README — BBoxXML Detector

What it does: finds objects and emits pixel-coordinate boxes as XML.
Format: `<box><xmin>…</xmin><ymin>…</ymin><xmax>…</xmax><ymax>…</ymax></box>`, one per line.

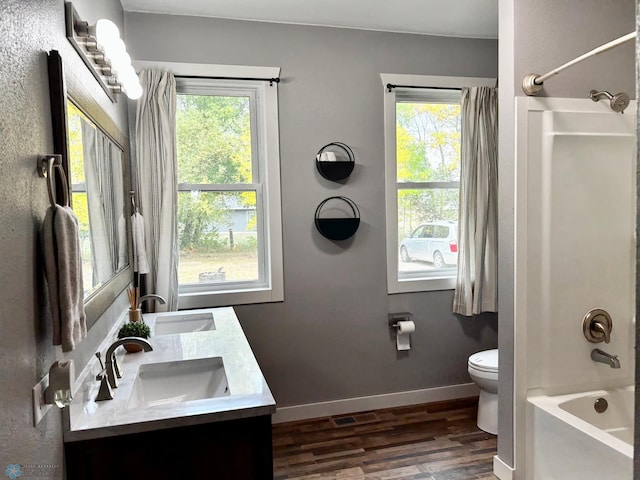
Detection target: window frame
<box><xmin>135</xmin><ymin>61</ymin><xmax>283</xmax><ymax>308</ymax></box>
<box><xmin>382</xmin><ymin>74</ymin><xmax>495</xmax><ymax>294</ymax></box>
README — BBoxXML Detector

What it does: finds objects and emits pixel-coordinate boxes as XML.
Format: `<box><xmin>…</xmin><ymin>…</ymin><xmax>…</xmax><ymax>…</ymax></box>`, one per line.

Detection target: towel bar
<box><xmin>38</xmin><ymin>154</ymin><xmax>69</xmax><ymax>208</ymax></box>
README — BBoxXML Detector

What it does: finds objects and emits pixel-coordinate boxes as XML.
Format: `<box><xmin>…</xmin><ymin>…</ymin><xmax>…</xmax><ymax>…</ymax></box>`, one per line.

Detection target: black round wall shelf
<box><xmin>315</xmin><ymin>142</ymin><xmax>355</xmax><ymax>181</ymax></box>
<box><xmin>314</xmin><ymin>196</ymin><xmax>360</xmax><ymax>241</ymax></box>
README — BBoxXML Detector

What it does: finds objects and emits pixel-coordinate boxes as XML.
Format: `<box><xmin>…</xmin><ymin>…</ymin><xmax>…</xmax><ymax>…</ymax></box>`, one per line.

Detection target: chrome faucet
<box><xmin>137</xmin><ymin>294</ymin><xmax>167</xmax><ymax>310</ymax></box>
<box><xmin>104</xmin><ymin>337</ymin><xmax>153</xmax><ymax>389</ymax></box>
<box><xmin>591</xmin><ymin>348</ymin><xmax>620</xmax><ymax>369</ymax></box>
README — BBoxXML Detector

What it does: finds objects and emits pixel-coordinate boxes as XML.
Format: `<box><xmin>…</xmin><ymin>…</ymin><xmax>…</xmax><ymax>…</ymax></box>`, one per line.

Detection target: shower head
<box><xmin>589</xmin><ymin>90</ymin><xmax>630</xmax><ymax>113</ymax></box>
<box><xmin>610</xmin><ymin>92</ymin><xmax>631</xmax><ymax>113</ymax></box>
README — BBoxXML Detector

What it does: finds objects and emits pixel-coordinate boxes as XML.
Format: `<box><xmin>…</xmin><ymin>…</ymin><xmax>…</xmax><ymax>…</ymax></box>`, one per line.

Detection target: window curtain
<box><xmin>135</xmin><ymin>69</ymin><xmax>178</xmax><ymax>311</ymax></box>
<box><xmin>82</xmin><ymin>120</ymin><xmax>115</xmax><ymax>286</ymax></box>
<box><xmin>109</xmin><ymin>143</ymin><xmax>128</xmax><ymax>272</ymax></box>
<box><xmin>453</xmin><ymin>86</ymin><xmax>498</xmax><ymax>316</ymax></box>
<box><xmin>96</xmin><ymin>129</ymin><xmax>125</xmax><ymax>273</ymax></box>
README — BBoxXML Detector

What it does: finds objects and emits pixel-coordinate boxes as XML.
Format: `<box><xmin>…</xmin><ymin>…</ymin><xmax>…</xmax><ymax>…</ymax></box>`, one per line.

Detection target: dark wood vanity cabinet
<box><xmin>65</xmin><ymin>414</ymin><xmax>273</xmax><ymax>479</ymax></box>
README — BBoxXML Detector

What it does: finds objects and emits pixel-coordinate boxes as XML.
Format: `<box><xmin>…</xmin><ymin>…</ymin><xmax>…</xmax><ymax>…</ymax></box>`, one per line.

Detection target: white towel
<box><xmin>42</xmin><ymin>205</ymin><xmax>87</xmax><ymax>352</ymax></box>
<box><xmin>131</xmin><ymin>212</ymin><xmax>150</xmax><ymax>274</ymax></box>
<box><xmin>117</xmin><ymin>214</ymin><xmax>128</xmax><ymax>270</ymax></box>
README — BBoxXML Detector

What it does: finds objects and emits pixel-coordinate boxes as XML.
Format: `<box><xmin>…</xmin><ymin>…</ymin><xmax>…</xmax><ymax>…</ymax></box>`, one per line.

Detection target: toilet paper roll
<box><xmin>396</xmin><ymin>320</ymin><xmax>415</xmax><ymax>351</ymax></box>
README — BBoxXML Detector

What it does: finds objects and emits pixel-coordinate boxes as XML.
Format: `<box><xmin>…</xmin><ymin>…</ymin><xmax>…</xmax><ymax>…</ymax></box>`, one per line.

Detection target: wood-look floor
<box><xmin>272</xmin><ymin>397</ymin><xmax>497</xmax><ymax>480</ymax></box>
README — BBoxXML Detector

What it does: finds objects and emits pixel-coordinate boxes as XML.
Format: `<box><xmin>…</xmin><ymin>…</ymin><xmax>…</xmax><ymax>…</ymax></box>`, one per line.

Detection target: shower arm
<box><xmin>589</xmin><ymin>90</ymin><xmax>614</xmax><ymax>102</ymax></box>
<box><xmin>522</xmin><ymin>32</ymin><xmax>635</xmax><ymax>96</ymax></box>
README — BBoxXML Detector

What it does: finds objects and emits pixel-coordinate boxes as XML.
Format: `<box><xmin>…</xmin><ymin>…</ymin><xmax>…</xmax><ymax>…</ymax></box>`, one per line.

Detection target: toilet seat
<box><xmin>468</xmin><ymin>349</ymin><xmax>498</xmax><ymax>374</ymax></box>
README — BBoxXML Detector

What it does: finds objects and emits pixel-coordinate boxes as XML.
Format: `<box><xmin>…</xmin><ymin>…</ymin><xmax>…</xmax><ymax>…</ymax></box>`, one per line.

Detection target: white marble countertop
<box><xmin>63</xmin><ymin>307</ymin><xmax>275</xmax><ymax>442</ymax></box>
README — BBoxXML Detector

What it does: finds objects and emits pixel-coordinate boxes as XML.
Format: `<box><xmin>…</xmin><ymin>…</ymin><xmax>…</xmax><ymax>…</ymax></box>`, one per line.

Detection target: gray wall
<box><xmin>0</xmin><ymin>0</ymin><xmax>129</xmax><ymax>476</ymax></box>
<box><xmin>498</xmin><ymin>0</ymin><xmax>635</xmax><ymax>471</ymax></box>
<box><xmin>125</xmin><ymin>13</ymin><xmax>499</xmax><ymax>408</ymax></box>
<box><xmin>514</xmin><ymin>0</ymin><xmax>635</xmax><ymax>98</ymax></box>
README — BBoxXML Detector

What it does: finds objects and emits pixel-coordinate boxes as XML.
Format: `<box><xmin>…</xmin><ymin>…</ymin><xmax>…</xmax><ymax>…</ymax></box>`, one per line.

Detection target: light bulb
<box><xmin>102</xmin><ymin>38</ymin><xmax>126</xmax><ymax>67</ymax></box>
<box><xmin>110</xmin><ymin>51</ymin><xmax>131</xmax><ymax>79</ymax></box>
<box><xmin>94</xmin><ymin>19</ymin><xmax>120</xmax><ymax>51</ymax></box>
<box><xmin>118</xmin><ymin>64</ymin><xmax>142</xmax><ymax>100</ymax></box>
<box><xmin>125</xmin><ymin>82</ymin><xmax>143</xmax><ymax>100</ymax></box>
<box><xmin>119</xmin><ymin>65</ymin><xmax>138</xmax><ymax>85</ymax></box>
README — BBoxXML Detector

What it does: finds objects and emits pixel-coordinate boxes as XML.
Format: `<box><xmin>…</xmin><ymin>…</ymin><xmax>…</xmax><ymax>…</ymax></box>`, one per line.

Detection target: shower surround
<box><xmin>514</xmin><ymin>96</ymin><xmax>636</xmax><ymax>478</ymax></box>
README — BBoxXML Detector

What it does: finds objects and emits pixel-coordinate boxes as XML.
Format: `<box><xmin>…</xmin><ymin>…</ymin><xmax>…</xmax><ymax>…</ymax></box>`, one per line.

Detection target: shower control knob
<box><xmin>582</xmin><ymin>308</ymin><xmax>613</xmax><ymax>344</ymax></box>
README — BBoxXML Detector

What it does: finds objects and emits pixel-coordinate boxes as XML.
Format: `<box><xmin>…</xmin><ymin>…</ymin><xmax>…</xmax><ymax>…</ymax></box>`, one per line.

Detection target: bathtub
<box><xmin>527</xmin><ymin>386</ymin><xmax>633</xmax><ymax>480</ymax></box>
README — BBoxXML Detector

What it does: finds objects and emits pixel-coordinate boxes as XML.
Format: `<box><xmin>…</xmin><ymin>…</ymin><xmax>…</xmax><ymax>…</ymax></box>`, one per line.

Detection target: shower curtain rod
<box><xmin>522</xmin><ymin>31</ymin><xmax>635</xmax><ymax>96</ymax></box>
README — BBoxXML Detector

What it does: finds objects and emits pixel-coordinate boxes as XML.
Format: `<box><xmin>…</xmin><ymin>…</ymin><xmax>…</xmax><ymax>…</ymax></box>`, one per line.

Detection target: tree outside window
<box><xmin>396</xmin><ymin>99</ymin><xmax>461</xmax><ymax>277</ymax></box>
<box><xmin>176</xmin><ymin>93</ymin><xmax>260</xmax><ymax>285</ymax></box>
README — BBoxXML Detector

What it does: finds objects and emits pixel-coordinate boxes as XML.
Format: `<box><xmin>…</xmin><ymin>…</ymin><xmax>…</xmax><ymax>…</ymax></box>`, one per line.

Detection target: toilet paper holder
<box><xmin>388</xmin><ymin>312</ymin><xmax>413</xmax><ymax>328</ymax></box>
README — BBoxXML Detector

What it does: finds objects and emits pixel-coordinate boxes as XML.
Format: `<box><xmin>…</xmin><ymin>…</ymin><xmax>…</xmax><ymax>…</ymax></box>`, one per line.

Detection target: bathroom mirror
<box><xmin>48</xmin><ymin>50</ymin><xmax>132</xmax><ymax>330</ymax></box>
<box><xmin>67</xmin><ymin>100</ymin><xmax>127</xmax><ymax>295</ymax></box>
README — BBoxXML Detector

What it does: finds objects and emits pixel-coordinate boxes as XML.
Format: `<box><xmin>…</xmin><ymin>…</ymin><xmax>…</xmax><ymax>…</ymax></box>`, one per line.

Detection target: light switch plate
<box><xmin>32</xmin><ymin>374</ymin><xmax>52</xmax><ymax>427</ymax></box>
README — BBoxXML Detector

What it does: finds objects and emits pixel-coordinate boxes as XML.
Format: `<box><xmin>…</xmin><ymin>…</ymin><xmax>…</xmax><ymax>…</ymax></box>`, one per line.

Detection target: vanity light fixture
<box><xmin>65</xmin><ymin>2</ymin><xmax>142</xmax><ymax>102</ymax></box>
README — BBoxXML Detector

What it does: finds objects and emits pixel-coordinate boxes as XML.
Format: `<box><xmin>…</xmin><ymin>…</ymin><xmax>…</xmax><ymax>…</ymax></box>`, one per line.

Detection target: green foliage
<box><xmin>234</xmin><ymin>233</ymin><xmax>257</xmax><ymax>252</ymax></box>
<box><xmin>176</xmin><ymin>94</ymin><xmax>257</xmax><ymax>253</ymax></box>
<box><xmin>67</xmin><ymin>103</ymin><xmax>90</xmax><ymax>236</ymax></box>
<box><xmin>177</xmin><ymin>191</ymin><xmax>226</xmax><ymax>251</ymax></box>
<box><xmin>396</xmin><ymin>102</ymin><xmax>460</xmax><ymax>238</ymax></box>
<box><xmin>176</xmin><ymin>94</ymin><xmax>252</xmax><ymax>184</ymax></box>
<box><xmin>118</xmin><ymin>321</ymin><xmax>151</xmax><ymax>339</ymax></box>
<box><xmin>396</xmin><ymin>102</ymin><xmax>460</xmax><ymax>182</ymax></box>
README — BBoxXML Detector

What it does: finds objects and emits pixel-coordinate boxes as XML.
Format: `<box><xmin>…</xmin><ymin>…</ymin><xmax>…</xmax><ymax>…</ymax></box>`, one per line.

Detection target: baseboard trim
<box><xmin>272</xmin><ymin>383</ymin><xmax>479</xmax><ymax>424</ymax></box>
<box><xmin>493</xmin><ymin>455</ymin><xmax>515</xmax><ymax>480</ymax></box>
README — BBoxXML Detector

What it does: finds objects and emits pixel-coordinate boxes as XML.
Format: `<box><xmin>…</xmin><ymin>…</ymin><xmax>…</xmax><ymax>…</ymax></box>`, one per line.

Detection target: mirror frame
<box><xmin>47</xmin><ymin>49</ymin><xmax>133</xmax><ymax>330</ymax></box>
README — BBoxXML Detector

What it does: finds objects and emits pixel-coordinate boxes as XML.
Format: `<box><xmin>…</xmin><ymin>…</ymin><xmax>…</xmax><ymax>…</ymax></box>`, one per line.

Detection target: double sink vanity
<box><xmin>64</xmin><ymin>307</ymin><xmax>275</xmax><ymax>479</ymax></box>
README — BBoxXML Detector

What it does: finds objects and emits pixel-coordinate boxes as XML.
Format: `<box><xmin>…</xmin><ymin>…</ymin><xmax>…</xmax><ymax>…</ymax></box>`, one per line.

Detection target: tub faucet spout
<box><xmin>591</xmin><ymin>348</ymin><xmax>620</xmax><ymax>368</ymax></box>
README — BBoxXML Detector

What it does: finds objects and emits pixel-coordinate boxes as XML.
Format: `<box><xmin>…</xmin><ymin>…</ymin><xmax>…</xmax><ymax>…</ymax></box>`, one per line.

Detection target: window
<box><xmin>67</xmin><ymin>101</ymin><xmax>93</xmax><ymax>294</ymax></box>
<box><xmin>382</xmin><ymin>74</ymin><xmax>493</xmax><ymax>293</ymax></box>
<box><xmin>175</xmin><ymin>73</ymin><xmax>283</xmax><ymax>308</ymax></box>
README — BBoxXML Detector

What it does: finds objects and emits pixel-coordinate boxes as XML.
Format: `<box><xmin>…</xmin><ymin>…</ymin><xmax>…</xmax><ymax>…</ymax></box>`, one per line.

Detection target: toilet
<box><xmin>467</xmin><ymin>349</ymin><xmax>498</xmax><ymax>435</ymax></box>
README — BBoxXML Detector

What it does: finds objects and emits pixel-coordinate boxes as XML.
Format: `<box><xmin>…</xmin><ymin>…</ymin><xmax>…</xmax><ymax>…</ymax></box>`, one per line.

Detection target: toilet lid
<box><xmin>468</xmin><ymin>349</ymin><xmax>498</xmax><ymax>373</ymax></box>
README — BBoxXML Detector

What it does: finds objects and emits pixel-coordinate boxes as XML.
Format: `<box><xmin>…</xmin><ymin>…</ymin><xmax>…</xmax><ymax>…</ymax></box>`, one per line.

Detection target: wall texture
<box><xmin>498</xmin><ymin>0</ymin><xmax>636</xmax><ymax>473</ymax></box>
<box><xmin>125</xmin><ymin>13</ymin><xmax>499</xmax><ymax>408</ymax></box>
<box><xmin>0</xmin><ymin>1</ymin><xmax>129</xmax><ymax>476</ymax></box>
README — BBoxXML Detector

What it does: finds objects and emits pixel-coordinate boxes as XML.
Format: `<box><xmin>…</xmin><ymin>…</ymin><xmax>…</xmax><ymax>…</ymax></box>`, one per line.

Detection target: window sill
<box><xmin>178</xmin><ymin>287</ymin><xmax>284</xmax><ymax>309</ymax></box>
<box><xmin>388</xmin><ymin>276</ymin><xmax>456</xmax><ymax>294</ymax></box>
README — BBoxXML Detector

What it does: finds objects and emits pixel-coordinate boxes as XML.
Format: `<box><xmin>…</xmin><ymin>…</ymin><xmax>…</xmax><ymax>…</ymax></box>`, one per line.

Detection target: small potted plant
<box><xmin>119</xmin><ymin>287</ymin><xmax>150</xmax><ymax>353</ymax></box>
<box><xmin>118</xmin><ymin>320</ymin><xmax>151</xmax><ymax>353</ymax></box>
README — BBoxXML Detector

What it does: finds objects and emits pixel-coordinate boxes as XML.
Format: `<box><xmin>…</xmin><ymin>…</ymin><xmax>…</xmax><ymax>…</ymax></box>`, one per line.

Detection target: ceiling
<box><xmin>120</xmin><ymin>0</ymin><xmax>498</xmax><ymax>39</ymax></box>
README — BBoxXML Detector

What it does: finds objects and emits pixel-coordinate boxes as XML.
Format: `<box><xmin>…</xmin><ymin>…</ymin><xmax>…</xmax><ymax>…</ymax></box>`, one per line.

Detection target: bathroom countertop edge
<box><xmin>63</xmin><ymin>307</ymin><xmax>276</xmax><ymax>442</ymax></box>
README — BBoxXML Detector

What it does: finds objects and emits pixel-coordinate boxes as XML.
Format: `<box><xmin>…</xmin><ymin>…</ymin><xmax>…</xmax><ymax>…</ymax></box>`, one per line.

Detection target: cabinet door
<box><xmin>65</xmin><ymin>415</ymin><xmax>273</xmax><ymax>480</ymax></box>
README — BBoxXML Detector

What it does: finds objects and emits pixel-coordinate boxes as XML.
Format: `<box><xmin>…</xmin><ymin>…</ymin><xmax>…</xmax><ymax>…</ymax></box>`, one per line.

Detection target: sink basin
<box><xmin>126</xmin><ymin>357</ymin><xmax>229</xmax><ymax>409</ymax></box>
<box><xmin>154</xmin><ymin>312</ymin><xmax>216</xmax><ymax>335</ymax></box>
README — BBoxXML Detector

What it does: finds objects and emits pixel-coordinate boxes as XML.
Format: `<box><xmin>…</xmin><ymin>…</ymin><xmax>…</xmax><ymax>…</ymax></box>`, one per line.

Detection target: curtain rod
<box><xmin>386</xmin><ymin>83</ymin><xmax>462</xmax><ymax>93</ymax></box>
<box><xmin>176</xmin><ymin>75</ymin><xmax>280</xmax><ymax>86</ymax></box>
<box><xmin>522</xmin><ymin>31</ymin><xmax>635</xmax><ymax>96</ymax></box>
